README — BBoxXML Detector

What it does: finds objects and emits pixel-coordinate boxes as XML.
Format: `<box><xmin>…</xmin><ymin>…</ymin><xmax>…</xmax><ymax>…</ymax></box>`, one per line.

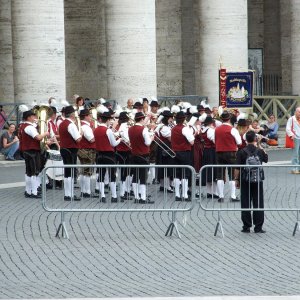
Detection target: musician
<box><xmin>59</xmin><ymin>105</ymin><xmax>82</xmax><ymax>201</ymax></box>
<box><xmin>56</xmin><ymin>107</ymin><xmax>65</xmax><ymax>129</ymax></box>
<box><xmin>94</xmin><ymin>111</ymin><xmax>121</xmax><ymax>203</ymax></box>
<box><xmin>115</xmin><ymin>112</ymin><xmax>132</xmax><ymax>200</ymax></box>
<box><xmin>128</xmin><ymin>112</ymin><xmax>154</xmax><ymax>204</ymax></box>
<box><xmin>156</xmin><ymin>110</ymin><xmax>174</xmax><ymax>193</ymax></box>
<box><xmin>171</xmin><ymin>111</ymin><xmax>195</xmax><ymax>201</ymax></box>
<box><xmin>77</xmin><ymin>109</ymin><xmax>97</xmax><ymax>198</ymax></box>
<box><xmin>201</xmin><ymin>116</ymin><xmax>218</xmax><ymax>198</ymax></box>
<box><xmin>47</xmin><ymin>106</ymin><xmax>59</xmax><ymax>150</ymax></box>
<box><xmin>237</xmin><ymin>117</ymin><xmax>250</xmax><ymax>151</ymax></box>
<box><xmin>19</xmin><ymin>110</ymin><xmax>50</xmax><ymax>198</ymax></box>
<box><xmin>215</xmin><ymin>111</ymin><xmax>242</xmax><ymax>203</ymax></box>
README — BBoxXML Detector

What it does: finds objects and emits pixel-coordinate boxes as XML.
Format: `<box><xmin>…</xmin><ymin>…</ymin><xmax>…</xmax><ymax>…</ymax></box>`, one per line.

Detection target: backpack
<box><xmin>242</xmin><ymin>148</ymin><xmax>264</xmax><ymax>183</ymax></box>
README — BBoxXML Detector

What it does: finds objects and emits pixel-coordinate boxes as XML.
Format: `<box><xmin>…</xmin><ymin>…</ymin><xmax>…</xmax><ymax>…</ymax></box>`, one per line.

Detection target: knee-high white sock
<box><xmin>212</xmin><ymin>182</ymin><xmax>218</xmax><ymax>196</ymax></box>
<box><xmin>25</xmin><ymin>175</ymin><xmax>32</xmax><ymax>194</ymax></box>
<box><xmin>229</xmin><ymin>180</ymin><xmax>236</xmax><ymax>199</ymax></box>
<box><xmin>85</xmin><ymin>176</ymin><xmax>91</xmax><ymax>194</ymax></box>
<box><xmin>149</xmin><ymin>163</ymin><xmax>155</xmax><ymax>181</ymax></box>
<box><xmin>139</xmin><ymin>184</ymin><xmax>146</xmax><ymax>200</ymax></box>
<box><xmin>182</xmin><ymin>179</ymin><xmax>189</xmax><ymax>198</ymax></box>
<box><xmin>174</xmin><ymin>178</ymin><xmax>181</xmax><ymax>197</ymax></box>
<box><xmin>120</xmin><ymin>182</ymin><xmax>125</xmax><ymax>196</ymax></box>
<box><xmin>217</xmin><ymin>180</ymin><xmax>224</xmax><ymax>198</ymax></box>
<box><xmin>31</xmin><ymin>176</ymin><xmax>38</xmax><ymax>195</ymax></box>
<box><xmin>132</xmin><ymin>183</ymin><xmax>139</xmax><ymax>199</ymax></box>
<box><xmin>104</xmin><ymin>170</ymin><xmax>109</xmax><ymax>185</ymax></box>
<box><xmin>99</xmin><ymin>182</ymin><xmax>105</xmax><ymax>197</ymax></box>
<box><xmin>64</xmin><ymin>178</ymin><xmax>69</xmax><ymax>197</ymax></box>
<box><xmin>80</xmin><ymin>175</ymin><xmax>85</xmax><ymax>193</ymax></box>
<box><xmin>36</xmin><ymin>174</ymin><xmax>41</xmax><ymax>188</ymax></box>
<box><xmin>69</xmin><ymin>177</ymin><xmax>74</xmax><ymax>197</ymax></box>
<box><xmin>110</xmin><ymin>182</ymin><xmax>117</xmax><ymax>198</ymax></box>
<box><xmin>125</xmin><ymin>175</ymin><xmax>132</xmax><ymax>192</ymax></box>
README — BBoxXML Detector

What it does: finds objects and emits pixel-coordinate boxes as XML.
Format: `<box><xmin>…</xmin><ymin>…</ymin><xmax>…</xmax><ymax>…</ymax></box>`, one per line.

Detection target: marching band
<box><xmin>18</xmin><ymin>96</ymin><xmax>257</xmax><ymax>203</ymax></box>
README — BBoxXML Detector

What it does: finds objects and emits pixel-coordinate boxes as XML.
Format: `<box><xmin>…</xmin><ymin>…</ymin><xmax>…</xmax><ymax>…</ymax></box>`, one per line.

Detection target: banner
<box><xmin>226</xmin><ymin>72</ymin><xmax>253</xmax><ymax>108</ymax></box>
<box><xmin>219</xmin><ymin>69</ymin><xmax>227</xmax><ymax>108</ymax></box>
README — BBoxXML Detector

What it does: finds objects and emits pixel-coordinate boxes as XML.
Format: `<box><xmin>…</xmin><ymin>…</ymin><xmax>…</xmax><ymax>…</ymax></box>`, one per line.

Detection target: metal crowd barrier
<box><xmin>42</xmin><ymin>164</ymin><xmax>197</xmax><ymax>239</ymax></box>
<box><xmin>199</xmin><ymin>164</ymin><xmax>300</xmax><ymax>237</ymax></box>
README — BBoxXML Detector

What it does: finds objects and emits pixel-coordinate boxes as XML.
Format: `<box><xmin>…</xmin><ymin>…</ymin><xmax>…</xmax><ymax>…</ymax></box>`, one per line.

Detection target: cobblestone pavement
<box><xmin>0</xmin><ymin>163</ymin><xmax>300</xmax><ymax>299</ymax></box>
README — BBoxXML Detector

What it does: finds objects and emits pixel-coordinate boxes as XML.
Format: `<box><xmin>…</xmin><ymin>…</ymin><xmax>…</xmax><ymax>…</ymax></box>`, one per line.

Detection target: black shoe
<box><xmin>46</xmin><ymin>183</ymin><xmax>53</xmax><ymax>190</ymax></box>
<box><xmin>64</xmin><ymin>196</ymin><xmax>71</xmax><ymax>201</ymax></box>
<box><xmin>207</xmin><ymin>193</ymin><xmax>213</xmax><ymax>198</ymax></box>
<box><xmin>73</xmin><ymin>195</ymin><xmax>81</xmax><ymax>201</ymax></box>
<box><xmin>255</xmin><ymin>229</ymin><xmax>266</xmax><ymax>233</ymax></box>
<box><xmin>139</xmin><ymin>199</ymin><xmax>154</xmax><ymax>204</ymax></box>
<box><xmin>37</xmin><ymin>186</ymin><xmax>42</xmax><ymax>192</ymax></box>
<box><xmin>231</xmin><ymin>197</ymin><xmax>240</xmax><ymax>202</ymax></box>
<box><xmin>134</xmin><ymin>198</ymin><xmax>140</xmax><ymax>203</ymax></box>
<box><xmin>101</xmin><ymin>197</ymin><xmax>106</xmax><ymax>203</ymax></box>
<box><xmin>152</xmin><ymin>179</ymin><xmax>159</xmax><ymax>185</ymax></box>
<box><xmin>82</xmin><ymin>193</ymin><xmax>98</xmax><ymax>198</ymax></box>
<box><xmin>111</xmin><ymin>197</ymin><xmax>118</xmax><ymax>203</ymax></box>
<box><xmin>241</xmin><ymin>228</ymin><xmax>250</xmax><ymax>233</ymax></box>
<box><xmin>218</xmin><ymin>197</ymin><xmax>224</xmax><ymax>203</ymax></box>
<box><xmin>175</xmin><ymin>196</ymin><xmax>182</xmax><ymax>201</ymax></box>
<box><xmin>123</xmin><ymin>191</ymin><xmax>133</xmax><ymax>199</ymax></box>
<box><xmin>24</xmin><ymin>192</ymin><xmax>32</xmax><ymax>198</ymax></box>
<box><xmin>31</xmin><ymin>194</ymin><xmax>42</xmax><ymax>199</ymax></box>
<box><xmin>184</xmin><ymin>197</ymin><xmax>191</xmax><ymax>202</ymax></box>
<box><xmin>95</xmin><ymin>189</ymin><xmax>100</xmax><ymax>194</ymax></box>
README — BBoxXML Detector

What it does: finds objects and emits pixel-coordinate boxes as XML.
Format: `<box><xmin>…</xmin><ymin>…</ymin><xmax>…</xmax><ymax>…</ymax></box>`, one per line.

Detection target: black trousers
<box><xmin>60</xmin><ymin>148</ymin><xmax>78</xmax><ymax>178</ymax></box>
<box><xmin>116</xmin><ymin>151</ymin><xmax>131</xmax><ymax>181</ymax></box>
<box><xmin>24</xmin><ymin>150</ymin><xmax>41</xmax><ymax>177</ymax></box>
<box><xmin>96</xmin><ymin>151</ymin><xmax>116</xmax><ymax>182</ymax></box>
<box><xmin>216</xmin><ymin>151</ymin><xmax>237</xmax><ymax>181</ymax></box>
<box><xmin>173</xmin><ymin>151</ymin><xmax>192</xmax><ymax>180</ymax></box>
<box><xmin>131</xmin><ymin>155</ymin><xmax>149</xmax><ymax>184</ymax></box>
<box><xmin>240</xmin><ymin>181</ymin><xmax>264</xmax><ymax>231</ymax></box>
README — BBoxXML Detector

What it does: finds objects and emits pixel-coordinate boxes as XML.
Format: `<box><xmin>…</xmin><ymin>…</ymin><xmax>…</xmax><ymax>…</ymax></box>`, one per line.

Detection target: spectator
<box><xmin>286</xmin><ymin>107</ymin><xmax>300</xmax><ymax>174</ymax></box>
<box><xmin>266</xmin><ymin>114</ymin><xmax>279</xmax><ymax>140</ymax></box>
<box><xmin>0</xmin><ymin>105</ymin><xmax>7</xmax><ymax>130</ymax></box>
<box><xmin>0</xmin><ymin>123</ymin><xmax>20</xmax><ymax>160</ymax></box>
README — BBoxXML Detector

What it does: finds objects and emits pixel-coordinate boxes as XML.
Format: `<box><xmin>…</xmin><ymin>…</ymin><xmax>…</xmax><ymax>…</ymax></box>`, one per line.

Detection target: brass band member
<box><xmin>19</xmin><ymin>110</ymin><xmax>49</xmax><ymax>198</ymax></box>
<box><xmin>214</xmin><ymin>111</ymin><xmax>242</xmax><ymax>203</ymax></box>
<box><xmin>171</xmin><ymin>111</ymin><xmax>195</xmax><ymax>201</ymax></box>
<box><xmin>94</xmin><ymin>111</ymin><xmax>121</xmax><ymax>203</ymax></box>
<box><xmin>115</xmin><ymin>112</ymin><xmax>132</xmax><ymax>200</ymax></box>
<box><xmin>77</xmin><ymin>109</ymin><xmax>97</xmax><ymax>198</ymax></box>
<box><xmin>156</xmin><ymin>110</ymin><xmax>174</xmax><ymax>193</ymax></box>
<box><xmin>128</xmin><ymin>112</ymin><xmax>154</xmax><ymax>204</ymax></box>
<box><xmin>59</xmin><ymin>105</ymin><xmax>82</xmax><ymax>201</ymax></box>
<box><xmin>47</xmin><ymin>106</ymin><xmax>59</xmax><ymax>150</ymax></box>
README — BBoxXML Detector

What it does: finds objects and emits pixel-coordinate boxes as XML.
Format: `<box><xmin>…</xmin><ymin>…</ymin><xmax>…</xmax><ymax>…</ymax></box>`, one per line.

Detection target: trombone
<box><xmin>110</xmin><ymin>126</ymin><xmax>132</xmax><ymax>150</ymax></box>
<box><xmin>150</xmin><ymin>131</ymin><xmax>176</xmax><ymax>158</ymax></box>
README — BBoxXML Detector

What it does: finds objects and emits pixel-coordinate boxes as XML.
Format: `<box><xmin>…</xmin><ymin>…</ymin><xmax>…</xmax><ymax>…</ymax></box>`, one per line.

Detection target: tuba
<box><xmin>33</xmin><ymin>105</ymin><xmax>53</xmax><ymax>150</ymax></box>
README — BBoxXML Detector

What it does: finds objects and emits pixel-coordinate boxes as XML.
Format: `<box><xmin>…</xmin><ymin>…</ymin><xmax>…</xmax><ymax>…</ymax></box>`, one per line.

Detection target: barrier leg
<box><xmin>293</xmin><ymin>210</ymin><xmax>300</xmax><ymax>236</ymax></box>
<box><xmin>165</xmin><ymin>212</ymin><xmax>181</xmax><ymax>238</ymax></box>
<box><xmin>214</xmin><ymin>211</ymin><xmax>224</xmax><ymax>238</ymax></box>
<box><xmin>55</xmin><ymin>212</ymin><xmax>69</xmax><ymax>239</ymax></box>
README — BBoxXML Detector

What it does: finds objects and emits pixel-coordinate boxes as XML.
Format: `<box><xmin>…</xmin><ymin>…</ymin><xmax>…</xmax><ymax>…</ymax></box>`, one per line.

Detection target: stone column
<box><xmin>0</xmin><ymin>0</ymin><xmax>14</xmax><ymax>102</ymax></box>
<box><xmin>195</xmin><ymin>0</ymin><xmax>248</xmax><ymax>106</ymax></box>
<box><xmin>280</xmin><ymin>0</ymin><xmax>292</xmax><ymax>95</ymax></box>
<box><xmin>156</xmin><ymin>0</ymin><xmax>182</xmax><ymax>96</ymax></box>
<box><xmin>290</xmin><ymin>0</ymin><xmax>300</xmax><ymax>96</ymax></box>
<box><xmin>11</xmin><ymin>0</ymin><xmax>66</xmax><ymax>104</ymax></box>
<box><xmin>105</xmin><ymin>0</ymin><xmax>157</xmax><ymax>105</ymax></box>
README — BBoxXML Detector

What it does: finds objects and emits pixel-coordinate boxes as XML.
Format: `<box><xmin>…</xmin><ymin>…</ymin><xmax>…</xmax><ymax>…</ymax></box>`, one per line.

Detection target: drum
<box><xmin>47</xmin><ymin>149</ymin><xmax>62</xmax><ymax>161</ymax></box>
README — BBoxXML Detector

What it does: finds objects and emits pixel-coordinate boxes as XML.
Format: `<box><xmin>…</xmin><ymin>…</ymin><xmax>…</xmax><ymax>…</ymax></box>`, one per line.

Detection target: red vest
<box><xmin>94</xmin><ymin>126</ymin><xmax>114</xmax><ymax>152</ymax></box>
<box><xmin>19</xmin><ymin>123</ymin><xmax>40</xmax><ymax>151</ymax></box>
<box><xmin>59</xmin><ymin>119</ymin><xmax>79</xmax><ymax>149</ymax></box>
<box><xmin>79</xmin><ymin>122</ymin><xmax>95</xmax><ymax>149</ymax></box>
<box><xmin>238</xmin><ymin>133</ymin><xmax>247</xmax><ymax>150</ymax></box>
<box><xmin>128</xmin><ymin>125</ymin><xmax>149</xmax><ymax>155</ymax></box>
<box><xmin>202</xmin><ymin>129</ymin><xmax>215</xmax><ymax>149</ymax></box>
<box><xmin>48</xmin><ymin>120</ymin><xmax>58</xmax><ymax>136</ymax></box>
<box><xmin>171</xmin><ymin>124</ymin><xmax>191</xmax><ymax>151</ymax></box>
<box><xmin>215</xmin><ymin>124</ymin><xmax>237</xmax><ymax>152</ymax></box>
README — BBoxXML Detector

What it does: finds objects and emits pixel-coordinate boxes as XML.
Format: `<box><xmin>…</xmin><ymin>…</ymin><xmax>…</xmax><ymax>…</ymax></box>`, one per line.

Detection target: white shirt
<box><xmin>24</xmin><ymin>121</ymin><xmax>39</xmax><ymax>139</ymax></box>
<box><xmin>81</xmin><ymin>120</ymin><xmax>94</xmax><ymax>142</ymax></box>
<box><xmin>202</xmin><ymin>126</ymin><xmax>215</xmax><ymax>143</ymax></box>
<box><xmin>286</xmin><ymin>116</ymin><xmax>300</xmax><ymax>139</ymax></box>
<box><xmin>182</xmin><ymin>126</ymin><xmax>195</xmax><ymax>144</ymax></box>
<box><xmin>118</xmin><ymin>122</ymin><xmax>129</xmax><ymax>141</ymax></box>
<box><xmin>136</xmin><ymin>123</ymin><xmax>152</xmax><ymax>146</ymax></box>
<box><xmin>66</xmin><ymin>118</ymin><xmax>81</xmax><ymax>141</ymax></box>
<box><xmin>160</xmin><ymin>125</ymin><xmax>171</xmax><ymax>139</ymax></box>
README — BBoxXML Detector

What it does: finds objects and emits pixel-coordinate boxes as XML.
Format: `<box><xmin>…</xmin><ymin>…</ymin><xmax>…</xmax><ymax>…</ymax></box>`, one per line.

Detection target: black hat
<box><xmin>103</xmin><ymin>102</ymin><xmax>112</xmax><ymax>108</ymax></box>
<box><xmin>203</xmin><ymin>116</ymin><xmax>215</xmax><ymax>126</ymax></box>
<box><xmin>220</xmin><ymin>111</ymin><xmax>231</xmax><ymax>121</ymax></box>
<box><xmin>204</xmin><ymin>107</ymin><xmax>212</xmax><ymax>114</ymax></box>
<box><xmin>134</xmin><ymin>112</ymin><xmax>146</xmax><ymax>121</ymax></box>
<box><xmin>150</xmin><ymin>100</ymin><xmax>159</xmax><ymax>107</ymax></box>
<box><xmin>50</xmin><ymin>106</ymin><xmax>57</xmax><ymax>114</ymax></box>
<box><xmin>197</xmin><ymin>105</ymin><xmax>205</xmax><ymax>111</ymax></box>
<box><xmin>79</xmin><ymin>109</ymin><xmax>90</xmax><ymax>117</ymax></box>
<box><xmin>162</xmin><ymin>110</ymin><xmax>173</xmax><ymax>118</ymax></box>
<box><xmin>64</xmin><ymin>105</ymin><xmax>75</xmax><ymax>115</ymax></box>
<box><xmin>119</xmin><ymin>112</ymin><xmax>129</xmax><ymax>121</ymax></box>
<box><xmin>98</xmin><ymin>111</ymin><xmax>112</xmax><ymax>119</ymax></box>
<box><xmin>237</xmin><ymin>118</ymin><xmax>250</xmax><ymax>126</ymax></box>
<box><xmin>133</xmin><ymin>102</ymin><xmax>143</xmax><ymax>108</ymax></box>
<box><xmin>176</xmin><ymin>111</ymin><xmax>186</xmax><ymax>120</ymax></box>
<box><xmin>23</xmin><ymin>110</ymin><xmax>36</xmax><ymax>120</ymax></box>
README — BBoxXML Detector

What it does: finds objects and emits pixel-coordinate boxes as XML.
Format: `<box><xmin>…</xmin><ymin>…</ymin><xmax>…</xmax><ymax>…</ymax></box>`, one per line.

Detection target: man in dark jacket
<box><xmin>234</xmin><ymin>130</ymin><xmax>268</xmax><ymax>233</ymax></box>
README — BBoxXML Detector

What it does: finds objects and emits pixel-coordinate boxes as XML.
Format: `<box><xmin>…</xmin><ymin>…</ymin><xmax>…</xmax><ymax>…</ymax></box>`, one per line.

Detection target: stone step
<box><xmin>0</xmin><ymin>154</ymin><xmax>5</xmax><ymax>161</ymax></box>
